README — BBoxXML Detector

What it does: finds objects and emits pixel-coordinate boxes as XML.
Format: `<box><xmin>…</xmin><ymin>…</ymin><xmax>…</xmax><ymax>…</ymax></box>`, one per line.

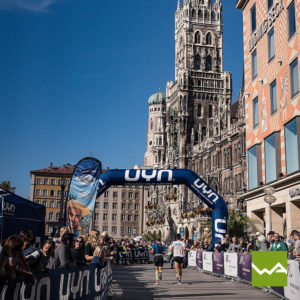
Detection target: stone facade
<box><xmin>236</xmin><ymin>0</ymin><xmax>300</xmax><ymax>236</ymax></box>
<box><xmin>144</xmin><ymin>0</ymin><xmax>246</xmax><ymax>241</ymax></box>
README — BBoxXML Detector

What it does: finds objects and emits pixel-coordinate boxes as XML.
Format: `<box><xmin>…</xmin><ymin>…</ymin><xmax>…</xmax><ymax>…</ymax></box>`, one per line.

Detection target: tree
<box><xmin>143</xmin><ymin>231</ymin><xmax>157</xmax><ymax>242</ymax></box>
<box><xmin>227</xmin><ymin>209</ymin><xmax>257</xmax><ymax>239</ymax></box>
<box><xmin>0</xmin><ymin>180</ymin><xmax>16</xmax><ymax>193</ymax></box>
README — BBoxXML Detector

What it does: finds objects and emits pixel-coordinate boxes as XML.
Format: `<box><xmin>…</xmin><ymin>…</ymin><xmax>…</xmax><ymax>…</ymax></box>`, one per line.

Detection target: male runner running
<box><xmin>151</xmin><ymin>238</ymin><xmax>166</xmax><ymax>285</ymax></box>
<box><xmin>170</xmin><ymin>234</ymin><xmax>186</xmax><ymax>285</ymax></box>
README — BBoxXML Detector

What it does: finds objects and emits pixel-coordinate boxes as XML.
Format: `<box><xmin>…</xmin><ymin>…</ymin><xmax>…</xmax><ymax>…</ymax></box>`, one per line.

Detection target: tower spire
<box><xmin>177</xmin><ymin>0</ymin><xmax>180</xmax><ymax>10</ymax></box>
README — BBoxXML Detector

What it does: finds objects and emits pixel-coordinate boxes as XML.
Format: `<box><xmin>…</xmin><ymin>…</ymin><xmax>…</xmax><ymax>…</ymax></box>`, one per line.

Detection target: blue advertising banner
<box><xmin>67</xmin><ymin>158</ymin><xmax>102</xmax><ymax>236</ymax></box>
<box><xmin>0</xmin><ymin>263</ymin><xmax>112</xmax><ymax>300</ymax></box>
<box><xmin>213</xmin><ymin>252</ymin><xmax>224</xmax><ymax>275</ymax></box>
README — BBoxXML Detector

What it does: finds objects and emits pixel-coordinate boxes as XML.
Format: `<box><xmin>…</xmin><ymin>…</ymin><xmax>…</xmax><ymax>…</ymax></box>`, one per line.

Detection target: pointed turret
<box><xmin>177</xmin><ymin>0</ymin><xmax>180</xmax><ymax>10</ymax></box>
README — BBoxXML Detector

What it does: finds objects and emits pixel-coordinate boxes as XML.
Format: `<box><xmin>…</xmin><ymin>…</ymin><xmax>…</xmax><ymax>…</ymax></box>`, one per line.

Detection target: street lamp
<box><xmin>58</xmin><ymin>177</ymin><xmax>66</xmax><ymax>232</ymax></box>
<box><xmin>263</xmin><ymin>186</ymin><xmax>276</xmax><ymax>232</ymax></box>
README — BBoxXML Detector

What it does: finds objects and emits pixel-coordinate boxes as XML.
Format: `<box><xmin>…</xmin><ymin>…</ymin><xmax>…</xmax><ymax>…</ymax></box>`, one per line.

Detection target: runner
<box><xmin>151</xmin><ymin>238</ymin><xmax>166</xmax><ymax>285</ymax></box>
<box><xmin>170</xmin><ymin>234</ymin><xmax>186</xmax><ymax>285</ymax></box>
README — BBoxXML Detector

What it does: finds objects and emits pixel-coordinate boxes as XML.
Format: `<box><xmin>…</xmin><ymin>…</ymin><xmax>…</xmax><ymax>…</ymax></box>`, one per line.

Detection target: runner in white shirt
<box><xmin>170</xmin><ymin>234</ymin><xmax>186</xmax><ymax>284</ymax></box>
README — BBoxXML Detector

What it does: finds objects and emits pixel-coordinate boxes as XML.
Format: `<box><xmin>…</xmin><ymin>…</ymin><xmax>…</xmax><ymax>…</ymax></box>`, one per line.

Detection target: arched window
<box><xmin>199</xmin><ymin>10</ymin><xmax>203</xmax><ymax>19</ymax></box>
<box><xmin>150</xmin><ymin>120</ymin><xmax>153</xmax><ymax>130</ymax></box>
<box><xmin>209</xmin><ymin>104</ymin><xmax>213</xmax><ymax>118</ymax></box>
<box><xmin>197</xmin><ymin>104</ymin><xmax>202</xmax><ymax>117</ymax></box>
<box><xmin>201</xmin><ymin>126</ymin><xmax>206</xmax><ymax>141</ymax></box>
<box><xmin>159</xmin><ymin>137</ymin><xmax>162</xmax><ymax>145</ymax></box>
<box><xmin>194</xmin><ymin>54</ymin><xmax>201</xmax><ymax>70</ymax></box>
<box><xmin>206</xmin><ymin>32</ymin><xmax>212</xmax><ymax>45</ymax></box>
<box><xmin>194</xmin><ymin>130</ymin><xmax>198</xmax><ymax>144</ymax></box>
<box><xmin>192</xmin><ymin>9</ymin><xmax>196</xmax><ymax>18</ymax></box>
<box><xmin>205</xmin><ymin>10</ymin><xmax>209</xmax><ymax>19</ymax></box>
<box><xmin>206</xmin><ymin>55</ymin><xmax>212</xmax><ymax>71</ymax></box>
<box><xmin>195</xmin><ymin>31</ymin><xmax>201</xmax><ymax>44</ymax></box>
<box><xmin>211</xmin><ymin>11</ymin><xmax>216</xmax><ymax>20</ymax></box>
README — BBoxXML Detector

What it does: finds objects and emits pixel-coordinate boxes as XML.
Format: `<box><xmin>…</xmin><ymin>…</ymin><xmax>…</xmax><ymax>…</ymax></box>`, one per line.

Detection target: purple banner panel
<box><xmin>213</xmin><ymin>252</ymin><xmax>224</xmax><ymax>275</ymax></box>
<box><xmin>270</xmin><ymin>286</ymin><xmax>284</xmax><ymax>296</ymax></box>
<box><xmin>196</xmin><ymin>251</ymin><xmax>203</xmax><ymax>269</ymax></box>
<box><xmin>238</xmin><ymin>253</ymin><xmax>252</xmax><ymax>282</ymax></box>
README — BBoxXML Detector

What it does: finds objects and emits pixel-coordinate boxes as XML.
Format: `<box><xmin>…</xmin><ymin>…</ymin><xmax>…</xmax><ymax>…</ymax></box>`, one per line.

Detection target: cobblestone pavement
<box><xmin>109</xmin><ymin>263</ymin><xmax>280</xmax><ymax>300</ymax></box>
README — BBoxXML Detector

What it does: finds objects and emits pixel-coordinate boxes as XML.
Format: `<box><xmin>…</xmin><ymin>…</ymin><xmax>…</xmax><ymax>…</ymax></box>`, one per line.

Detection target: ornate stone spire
<box><xmin>177</xmin><ymin>0</ymin><xmax>180</xmax><ymax>10</ymax></box>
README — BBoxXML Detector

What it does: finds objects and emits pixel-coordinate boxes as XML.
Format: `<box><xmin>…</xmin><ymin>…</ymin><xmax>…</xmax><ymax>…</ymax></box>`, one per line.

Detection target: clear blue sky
<box><xmin>0</xmin><ymin>0</ymin><xmax>243</xmax><ymax>198</ymax></box>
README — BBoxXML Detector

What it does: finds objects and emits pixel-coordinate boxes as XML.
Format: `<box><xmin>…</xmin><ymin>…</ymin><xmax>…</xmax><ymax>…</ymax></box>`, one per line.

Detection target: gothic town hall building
<box><xmin>144</xmin><ymin>0</ymin><xmax>246</xmax><ymax>242</ymax></box>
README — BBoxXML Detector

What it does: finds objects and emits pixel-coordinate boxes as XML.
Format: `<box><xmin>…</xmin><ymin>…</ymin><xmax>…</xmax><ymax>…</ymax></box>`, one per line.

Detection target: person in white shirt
<box><xmin>170</xmin><ymin>234</ymin><xmax>186</xmax><ymax>285</ymax></box>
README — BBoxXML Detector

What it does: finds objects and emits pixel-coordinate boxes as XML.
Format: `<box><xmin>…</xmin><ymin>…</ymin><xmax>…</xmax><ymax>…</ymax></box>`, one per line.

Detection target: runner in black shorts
<box><xmin>151</xmin><ymin>238</ymin><xmax>166</xmax><ymax>285</ymax></box>
<box><xmin>170</xmin><ymin>234</ymin><xmax>186</xmax><ymax>284</ymax></box>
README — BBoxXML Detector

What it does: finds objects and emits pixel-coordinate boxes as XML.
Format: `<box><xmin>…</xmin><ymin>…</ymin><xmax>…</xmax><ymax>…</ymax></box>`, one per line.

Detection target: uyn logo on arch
<box><xmin>252</xmin><ymin>252</ymin><xmax>287</xmax><ymax>287</ymax></box>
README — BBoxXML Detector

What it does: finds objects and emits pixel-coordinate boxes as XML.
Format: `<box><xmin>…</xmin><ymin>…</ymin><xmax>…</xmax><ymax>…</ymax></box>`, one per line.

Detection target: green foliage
<box><xmin>143</xmin><ymin>231</ymin><xmax>158</xmax><ymax>242</ymax></box>
<box><xmin>227</xmin><ymin>209</ymin><xmax>258</xmax><ymax>239</ymax></box>
<box><xmin>0</xmin><ymin>180</ymin><xmax>16</xmax><ymax>193</ymax></box>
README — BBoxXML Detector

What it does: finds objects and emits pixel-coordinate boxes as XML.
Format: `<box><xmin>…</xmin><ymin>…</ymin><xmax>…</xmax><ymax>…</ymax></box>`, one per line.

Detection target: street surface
<box><xmin>110</xmin><ymin>263</ymin><xmax>280</xmax><ymax>300</ymax></box>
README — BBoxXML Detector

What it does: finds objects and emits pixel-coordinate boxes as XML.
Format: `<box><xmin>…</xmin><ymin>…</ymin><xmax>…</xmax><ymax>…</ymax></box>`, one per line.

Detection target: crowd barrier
<box><xmin>117</xmin><ymin>249</ymin><xmax>149</xmax><ymax>263</ymax></box>
<box><xmin>188</xmin><ymin>250</ymin><xmax>300</xmax><ymax>300</ymax></box>
<box><xmin>0</xmin><ymin>262</ymin><xmax>112</xmax><ymax>300</ymax></box>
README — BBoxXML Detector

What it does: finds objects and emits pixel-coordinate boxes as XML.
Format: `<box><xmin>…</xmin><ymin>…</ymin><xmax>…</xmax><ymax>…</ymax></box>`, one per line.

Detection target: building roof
<box><xmin>236</xmin><ymin>0</ymin><xmax>248</xmax><ymax>10</ymax></box>
<box><xmin>31</xmin><ymin>164</ymin><xmax>74</xmax><ymax>176</ymax></box>
<box><xmin>148</xmin><ymin>91</ymin><xmax>166</xmax><ymax>106</ymax></box>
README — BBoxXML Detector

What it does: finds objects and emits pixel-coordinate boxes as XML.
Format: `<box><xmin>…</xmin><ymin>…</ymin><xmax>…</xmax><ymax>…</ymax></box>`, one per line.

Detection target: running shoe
<box><xmin>155</xmin><ymin>281</ymin><xmax>159</xmax><ymax>285</ymax></box>
<box><xmin>177</xmin><ymin>280</ymin><xmax>181</xmax><ymax>285</ymax></box>
<box><xmin>159</xmin><ymin>273</ymin><xmax>162</xmax><ymax>280</ymax></box>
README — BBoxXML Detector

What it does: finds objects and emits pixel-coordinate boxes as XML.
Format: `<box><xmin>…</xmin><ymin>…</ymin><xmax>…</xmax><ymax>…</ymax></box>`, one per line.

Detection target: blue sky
<box><xmin>0</xmin><ymin>0</ymin><xmax>243</xmax><ymax>198</ymax></box>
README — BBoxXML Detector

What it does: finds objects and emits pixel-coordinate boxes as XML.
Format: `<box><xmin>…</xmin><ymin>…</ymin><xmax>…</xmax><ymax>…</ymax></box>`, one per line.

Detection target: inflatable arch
<box><xmin>96</xmin><ymin>169</ymin><xmax>228</xmax><ymax>246</ymax></box>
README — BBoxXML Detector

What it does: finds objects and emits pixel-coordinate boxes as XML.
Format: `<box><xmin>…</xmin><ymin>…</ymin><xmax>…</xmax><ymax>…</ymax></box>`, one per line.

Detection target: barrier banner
<box><xmin>196</xmin><ymin>251</ymin><xmax>203</xmax><ymax>269</ymax></box>
<box><xmin>270</xmin><ymin>286</ymin><xmax>284</xmax><ymax>297</ymax></box>
<box><xmin>284</xmin><ymin>260</ymin><xmax>300</xmax><ymax>300</ymax></box>
<box><xmin>213</xmin><ymin>252</ymin><xmax>224</xmax><ymax>275</ymax></box>
<box><xmin>203</xmin><ymin>252</ymin><xmax>213</xmax><ymax>272</ymax></box>
<box><xmin>188</xmin><ymin>250</ymin><xmax>197</xmax><ymax>267</ymax></box>
<box><xmin>0</xmin><ymin>263</ymin><xmax>112</xmax><ymax>300</ymax></box>
<box><xmin>118</xmin><ymin>250</ymin><xmax>149</xmax><ymax>262</ymax></box>
<box><xmin>67</xmin><ymin>158</ymin><xmax>102</xmax><ymax>237</ymax></box>
<box><xmin>224</xmin><ymin>253</ymin><xmax>238</xmax><ymax>277</ymax></box>
<box><xmin>238</xmin><ymin>253</ymin><xmax>252</xmax><ymax>282</ymax></box>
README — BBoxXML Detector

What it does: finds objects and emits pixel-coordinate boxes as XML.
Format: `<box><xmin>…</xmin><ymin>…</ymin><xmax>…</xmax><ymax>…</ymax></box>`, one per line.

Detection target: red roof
<box><xmin>31</xmin><ymin>165</ymin><xmax>74</xmax><ymax>176</ymax></box>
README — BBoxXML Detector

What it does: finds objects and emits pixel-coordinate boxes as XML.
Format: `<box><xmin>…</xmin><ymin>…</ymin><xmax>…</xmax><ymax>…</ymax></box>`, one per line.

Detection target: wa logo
<box><xmin>252</xmin><ymin>252</ymin><xmax>287</xmax><ymax>287</ymax></box>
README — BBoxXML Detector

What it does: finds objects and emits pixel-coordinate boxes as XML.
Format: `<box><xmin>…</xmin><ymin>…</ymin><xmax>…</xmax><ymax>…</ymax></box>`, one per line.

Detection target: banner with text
<box><xmin>238</xmin><ymin>253</ymin><xmax>252</xmax><ymax>282</ymax></box>
<box><xmin>203</xmin><ymin>252</ymin><xmax>213</xmax><ymax>272</ymax></box>
<box><xmin>224</xmin><ymin>253</ymin><xmax>238</xmax><ymax>277</ymax></box>
<box><xmin>213</xmin><ymin>252</ymin><xmax>224</xmax><ymax>275</ymax></box>
<box><xmin>196</xmin><ymin>251</ymin><xmax>203</xmax><ymax>269</ymax></box>
<box><xmin>0</xmin><ymin>263</ymin><xmax>112</xmax><ymax>300</ymax></box>
<box><xmin>188</xmin><ymin>251</ymin><xmax>197</xmax><ymax>267</ymax></box>
<box><xmin>284</xmin><ymin>260</ymin><xmax>300</xmax><ymax>300</ymax></box>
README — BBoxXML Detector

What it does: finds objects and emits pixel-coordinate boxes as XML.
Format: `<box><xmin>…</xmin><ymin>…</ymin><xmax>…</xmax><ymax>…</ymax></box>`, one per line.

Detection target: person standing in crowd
<box><xmin>170</xmin><ymin>234</ymin><xmax>186</xmax><ymax>285</ymax></box>
<box><xmin>151</xmin><ymin>238</ymin><xmax>166</xmax><ymax>285</ymax></box>
<box><xmin>19</xmin><ymin>230</ymin><xmax>37</xmax><ymax>257</ymax></box>
<box><xmin>247</xmin><ymin>232</ymin><xmax>260</xmax><ymax>252</ymax></box>
<box><xmin>72</xmin><ymin>236</ymin><xmax>86</xmax><ymax>266</ymax></box>
<box><xmin>85</xmin><ymin>230</ymin><xmax>99</xmax><ymax>262</ymax></box>
<box><xmin>0</xmin><ymin>235</ymin><xmax>35</xmax><ymax>284</ymax></box>
<box><xmin>221</xmin><ymin>237</ymin><xmax>230</xmax><ymax>252</ymax></box>
<box><xmin>267</xmin><ymin>231</ymin><xmax>275</xmax><ymax>249</ymax></box>
<box><xmin>26</xmin><ymin>240</ymin><xmax>55</xmax><ymax>271</ymax></box>
<box><xmin>269</xmin><ymin>233</ymin><xmax>288</xmax><ymax>251</ymax></box>
<box><xmin>239</xmin><ymin>237</ymin><xmax>247</xmax><ymax>253</ymax></box>
<box><xmin>191</xmin><ymin>240</ymin><xmax>200</xmax><ymax>251</ymax></box>
<box><xmin>54</xmin><ymin>233</ymin><xmax>76</xmax><ymax>268</ymax></box>
<box><xmin>228</xmin><ymin>237</ymin><xmax>242</xmax><ymax>253</ymax></box>
<box><xmin>257</xmin><ymin>234</ymin><xmax>268</xmax><ymax>251</ymax></box>
<box><xmin>291</xmin><ymin>230</ymin><xmax>300</xmax><ymax>264</ymax></box>
<box><xmin>91</xmin><ymin>235</ymin><xmax>106</xmax><ymax>268</ymax></box>
<box><xmin>53</xmin><ymin>227</ymin><xmax>69</xmax><ymax>247</ymax></box>
<box><xmin>120</xmin><ymin>242</ymin><xmax>127</xmax><ymax>265</ymax></box>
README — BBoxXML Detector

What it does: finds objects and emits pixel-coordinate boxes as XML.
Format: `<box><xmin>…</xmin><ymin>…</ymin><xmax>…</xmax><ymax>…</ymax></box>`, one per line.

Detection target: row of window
<box><xmin>47</xmin><ymin>212</ymin><xmax>60</xmax><ymax>221</ymax></box>
<box><xmin>251</xmin><ymin>1</ymin><xmax>296</xmax><ymax>39</ymax></box>
<box><xmin>35</xmin><ymin>199</ymin><xmax>61</xmax><ymax>208</ymax></box>
<box><xmin>252</xmin><ymin>59</ymin><xmax>299</xmax><ymax>127</ymax></box>
<box><xmin>36</xmin><ymin>178</ymin><xmax>70</xmax><ymax>186</ymax></box>
<box><xmin>101</xmin><ymin>202</ymin><xmax>140</xmax><ymax>210</ymax></box>
<box><xmin>35</xmin><ymin>189</ymin><xmax>68</xmax><ymax>197</ymax></box>
<box><xmin>248</xmin><ymin>117</ymin><xmax>300</xmax><ymax>190</ymax></box>
<box><xmin>190</xmin><ymin>8</ymin><xmax>218</xmax><ymax>21</ymax></box>
<box><xmin>101</xmin><ymin>226</ymin><xmax>139</xmax><ymax>236</ymax></box>
<box><xmin>103</xmin><ymin>191</ymin><xmax>140</xmax><ymax>199</ymax></box>
<box><xmin>150</xmin><ymin>107</ymin><xmax>165</xmax><ymax>113</ymax></box>
<box><xmin>100</xmin><ymin>213</ymin><xmax>139</xmax><ymax>222</ymax></box>
<box><xmin>194</xmin><ymin>31</ymin><xmax>213</xmax><ymax>45</ymax></box>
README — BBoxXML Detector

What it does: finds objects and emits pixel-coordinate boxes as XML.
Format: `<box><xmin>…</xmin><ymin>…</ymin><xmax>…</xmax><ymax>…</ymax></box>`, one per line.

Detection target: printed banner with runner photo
<box><xmin>67</xmin><ymin>157</ymin><xmax>102</xmax><ymax>237</ymax></box>
<box><xmin>213</xmin><ymin>252</ymin><xmax>224</xmax><ymax>275</ymax></box>
<box><xmin>238</xmin><ymin>253</ymin><xmax>252</xmax><ymax>282</ymax></box>
<box><xmin>224</xmin><ymin>253</ymin><xmax>238</xmax><ymax>277</ymax></box>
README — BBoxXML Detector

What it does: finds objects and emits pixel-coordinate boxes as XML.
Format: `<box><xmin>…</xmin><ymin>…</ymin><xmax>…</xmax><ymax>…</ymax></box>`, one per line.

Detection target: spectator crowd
<box><xmin>1</xmin><ymin>228</ymin><xmax>300</xmax><ymax>285</ymax></box>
